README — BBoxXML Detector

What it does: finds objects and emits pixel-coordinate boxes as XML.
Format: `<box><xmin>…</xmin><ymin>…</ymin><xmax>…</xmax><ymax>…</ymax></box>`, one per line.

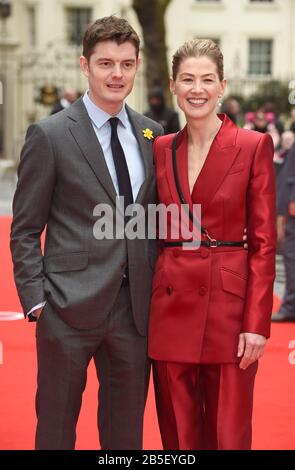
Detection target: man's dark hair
<box><xmin>83</xmin><ymin>16</ymin><xmax>140</xmax><ymax>62</ymax></box>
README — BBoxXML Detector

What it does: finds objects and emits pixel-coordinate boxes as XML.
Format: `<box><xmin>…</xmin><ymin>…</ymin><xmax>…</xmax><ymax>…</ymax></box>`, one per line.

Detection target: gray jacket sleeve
<box><xmin>10</xmin><ymin>123</ymin><xmax>56</xmax><ymax>314</ymax></box>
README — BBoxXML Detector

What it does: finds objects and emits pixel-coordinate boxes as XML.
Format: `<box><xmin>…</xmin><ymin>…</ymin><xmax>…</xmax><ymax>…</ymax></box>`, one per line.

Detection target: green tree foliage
<box><xmin>242</xmin><ymin>80</ymin><xmax>291</xmax><ymax>115</ymax></box>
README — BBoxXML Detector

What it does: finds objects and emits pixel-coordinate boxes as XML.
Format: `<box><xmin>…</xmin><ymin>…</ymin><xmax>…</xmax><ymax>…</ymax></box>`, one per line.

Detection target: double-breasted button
<box><xmin>199</xmin><ymin>286</ymin><xmax>207</xmax><ymax>296</ymax></box>
<box><xmin>166</xmin><ymin>286</ymin><xmax>173</xmax><ymax>295</ymax></box>
<box><xmin>200</xmin><ymin>248</ymin><xmax>209</xmax><ymax>259</ymax></box>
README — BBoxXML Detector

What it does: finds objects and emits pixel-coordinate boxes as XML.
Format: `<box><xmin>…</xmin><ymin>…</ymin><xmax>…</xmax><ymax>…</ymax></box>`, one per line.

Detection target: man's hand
<box><xmin>33</xmin><ymin>306</ymin><xmax>43</xmax><ymax>320</ymax></box>
<box><xmin>277</xmin><ymin>215</ymin><xmax>286</xmax><ymax>243</ymax></box>
<box><xmin>289</xmin><ymin>201</ymin><xmax>295</xmax><ymax>217</ymax></box>
<box><xmin>237</xmin><ymin>332</ymin><xmax>267</xmax><ymax>370</ymax></box>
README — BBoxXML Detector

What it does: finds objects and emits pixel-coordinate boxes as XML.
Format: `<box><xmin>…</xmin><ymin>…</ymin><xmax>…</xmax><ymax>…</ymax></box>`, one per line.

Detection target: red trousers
<box><xmin>152</xmin><ymin>361</ymin><xmax>258</xmax><ymax>450</ymax></box>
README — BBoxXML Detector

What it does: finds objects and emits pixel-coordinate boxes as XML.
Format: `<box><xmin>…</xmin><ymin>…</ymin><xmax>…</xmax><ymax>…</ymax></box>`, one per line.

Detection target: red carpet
<box><xmin>1</xmin><ymin>216</ymin><xmax>294</xmax><ymax>449</ymax></box>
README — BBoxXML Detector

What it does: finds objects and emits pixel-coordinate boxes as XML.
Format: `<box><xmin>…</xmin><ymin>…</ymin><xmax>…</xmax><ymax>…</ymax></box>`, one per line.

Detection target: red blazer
<box><xmin>148</xmin><ymin>114</ymin><xmax>276</xmax><ymax>363</ymax></box>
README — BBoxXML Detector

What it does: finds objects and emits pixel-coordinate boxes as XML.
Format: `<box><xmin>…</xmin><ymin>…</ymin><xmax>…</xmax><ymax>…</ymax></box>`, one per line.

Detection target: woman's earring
<box><xmin>218</xmin><ymin>96</ymin><xmax>222</xmax><ymax>107</ymax></box>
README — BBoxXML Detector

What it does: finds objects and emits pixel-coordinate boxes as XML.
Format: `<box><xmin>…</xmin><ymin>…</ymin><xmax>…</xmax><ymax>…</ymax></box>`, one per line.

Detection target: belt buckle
<box><xmin>204</xmin><ymin>229</ymin><xmax>218</xmax><ymax>248</ymax></box>
<box><xmin>210</xmin><ymin>239</ymin><xmax>218</xmax><ymax>248</ymax></box>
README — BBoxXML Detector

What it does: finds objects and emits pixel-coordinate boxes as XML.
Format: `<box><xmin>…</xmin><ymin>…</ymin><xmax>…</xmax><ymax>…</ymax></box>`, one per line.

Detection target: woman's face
<box><xmin>170</xmin><ymin>56</ymin><xmax>226</xmax><ymax>121</ymax></box>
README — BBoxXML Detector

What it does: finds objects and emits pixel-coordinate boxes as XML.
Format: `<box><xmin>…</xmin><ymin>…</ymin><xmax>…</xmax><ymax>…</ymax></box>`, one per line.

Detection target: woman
<box><xmin>148</xmin><ymin>39</ymin><xmax>276</xmax><ymax>450</ymax></box>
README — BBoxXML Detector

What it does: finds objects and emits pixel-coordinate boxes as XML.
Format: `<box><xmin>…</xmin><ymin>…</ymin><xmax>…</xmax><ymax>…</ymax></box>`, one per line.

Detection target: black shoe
<box><xmin>271</xmin><ymin>312</ymin><xmax>295</xmax><ymax>322</ymax></box>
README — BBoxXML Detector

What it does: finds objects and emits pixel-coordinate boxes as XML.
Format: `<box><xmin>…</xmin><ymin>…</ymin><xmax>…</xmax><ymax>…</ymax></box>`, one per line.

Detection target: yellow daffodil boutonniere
<box><xmin>142</xmin><ymin>128</ymin><xmax>154</xmax><ymax>140</ymax></box>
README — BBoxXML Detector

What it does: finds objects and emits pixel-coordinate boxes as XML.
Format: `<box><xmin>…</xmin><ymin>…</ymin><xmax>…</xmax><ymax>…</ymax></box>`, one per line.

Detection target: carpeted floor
<box><xmin>1</xmin><ymin>216</ymin><xmax>294</xmax><ymax>449</ymax></box>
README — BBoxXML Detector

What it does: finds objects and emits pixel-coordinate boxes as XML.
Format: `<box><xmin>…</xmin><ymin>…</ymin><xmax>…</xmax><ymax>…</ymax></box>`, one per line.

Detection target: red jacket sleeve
<box><xmin>242</xmin><ymin>133</ymin><xmax>277</xmax><ymax>338</ymax></box>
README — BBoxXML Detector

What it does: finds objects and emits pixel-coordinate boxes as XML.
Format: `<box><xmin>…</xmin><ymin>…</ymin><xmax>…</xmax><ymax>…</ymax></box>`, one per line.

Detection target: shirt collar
<box><xmin>82</xmin><ymin>91</ymin><xmax>128</xmax><ymax>129</ymax></box>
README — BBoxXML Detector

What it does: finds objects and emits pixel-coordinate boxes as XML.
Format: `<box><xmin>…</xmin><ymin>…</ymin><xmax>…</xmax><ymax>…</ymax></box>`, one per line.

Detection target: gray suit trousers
<box><xmin>35</xmin><ymin>283</ymin><xmax>150</xmax><ymax>450</ymax></box>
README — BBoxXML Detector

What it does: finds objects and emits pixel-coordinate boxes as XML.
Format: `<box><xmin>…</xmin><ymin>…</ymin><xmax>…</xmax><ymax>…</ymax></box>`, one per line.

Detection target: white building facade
<box><xmin>0</xmin><ymin>0</ymin><xmax>294</xmax><ymax>159</ymax></box>
<box><xmin>166</xmin><ymin>0</ymin><xmax>295</xmax><ymax>95</ymax></box>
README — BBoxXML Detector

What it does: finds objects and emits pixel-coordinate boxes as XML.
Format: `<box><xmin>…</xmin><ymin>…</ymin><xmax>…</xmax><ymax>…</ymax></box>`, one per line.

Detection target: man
<box><xmin>10</xmin><ymin>16</ymin><xmax>163</xmax><ymax>450</ymax></box>
<box><xmin>274</xmin><ymin>131</ymin><xmax>295</xmax><ymax>199</ymax></box>
<box><xmin>272</xmin><ymin>141</ymin><xmax>295</xmax><ymax>322</ymax></box>
<box><xmin>221</xmin><ymin>97</ymin><xmax>240</xmax><ymax>125</ymax></box>
<box><xmin>144</xmin><ymin>85</ymin><xmax>180</xmax><ymax>135</ymax></box>
<box><xmin>50</xmin><ymin>87</ymin><xmax>78</xmax><ymax>115</ymax></box>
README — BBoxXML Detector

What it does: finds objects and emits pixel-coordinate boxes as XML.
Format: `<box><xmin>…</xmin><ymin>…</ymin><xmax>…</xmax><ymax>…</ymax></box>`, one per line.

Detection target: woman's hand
<box><xmin>237</xmin><ymin>332</ymin><xmax>267</xmax><ymax>370</ymax></box>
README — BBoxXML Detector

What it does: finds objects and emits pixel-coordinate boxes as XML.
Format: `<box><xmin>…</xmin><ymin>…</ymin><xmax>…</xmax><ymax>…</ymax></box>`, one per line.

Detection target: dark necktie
<box><xmin>109</xmin><ymin>117</ymin><xmax>133</xmax><ymax>211</ymax></box>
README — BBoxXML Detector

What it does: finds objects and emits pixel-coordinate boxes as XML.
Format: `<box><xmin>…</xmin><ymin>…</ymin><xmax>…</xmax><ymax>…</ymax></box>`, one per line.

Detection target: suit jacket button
<box><xmin>166</xmin><ymin>286</ymin><xmax>173</xmax><ymax>295</ymax></box>
<box><xmin>199</xmin><ymin>286</ymin><xmax>207</xmax><ymax>296</ymax></box>
<box><xmin>200</xmin><ymin>248</ymin><xmax>209</xmax><ymax>259</ymax></box>
<box><xmin>173</xmin><ymin>251</ymin><xmax>180</xmax><ymax>258</ymax></box>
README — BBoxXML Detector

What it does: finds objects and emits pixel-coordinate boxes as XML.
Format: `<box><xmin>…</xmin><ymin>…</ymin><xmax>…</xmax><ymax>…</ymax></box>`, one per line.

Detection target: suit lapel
<box><xmin>164</xmin><ymin>115</ymin><xmax>241</xmax><ymax>218</ymax></box>
<box><xmin>126</xmin><ymin>106</ymin><xmax>153</xmax><ymax>205</ymax></box>
<box><xmin>67</xmin><ymin>98</ymin><xmax>117</xmax><ymax>205</ymax></box>
<box><xmin>192</xmin><ymin>115</ymin><xmax>241</xmax><ymax>216</ymax></box>
<box><xmin>164</xmin><ymin>127</ymin><xmax>194</xmax><ymax>211</ymax></box>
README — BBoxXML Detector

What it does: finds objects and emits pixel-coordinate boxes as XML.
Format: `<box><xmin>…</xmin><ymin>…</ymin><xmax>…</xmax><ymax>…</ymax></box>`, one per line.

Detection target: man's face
<box><xmin>80</xmin><ymin>40</ymin><xmax>140</xmax><ymax>114</ymax></box>
<box><xmin>281</xmin><ymin>131</ymin><xmax>295</xmax><ymax>150</ymax></box>
<box><xmin>254</xmin><ymin>112</ymin><xmax>267</xmax><ymax>129</ymax></box>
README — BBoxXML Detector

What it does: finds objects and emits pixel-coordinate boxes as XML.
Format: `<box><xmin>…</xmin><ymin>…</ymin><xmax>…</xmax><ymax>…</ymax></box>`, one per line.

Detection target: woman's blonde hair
<box><xmin>172</xmin><ymin>38</ymin><xmax>224</xmax><ymax>81</ymax></box>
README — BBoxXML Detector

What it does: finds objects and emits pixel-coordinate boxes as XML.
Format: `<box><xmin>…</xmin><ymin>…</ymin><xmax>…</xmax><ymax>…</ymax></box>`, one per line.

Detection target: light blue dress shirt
<box><xmin>82</xmin><ymin>91</ymin><xmax>145</xmax><ymax>202</ymax></box>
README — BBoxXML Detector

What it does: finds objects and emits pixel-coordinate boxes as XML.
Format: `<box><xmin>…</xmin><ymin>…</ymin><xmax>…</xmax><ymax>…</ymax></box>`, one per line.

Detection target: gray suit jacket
<box><xmin>277</xmin><ymin>142</ymin><xmax>295</xmax><ymax>216</ymax></box>
<box><xmin>10</xmin><ymin>97</ymin><xmax>163</xmax><ymax>334</ymax></box>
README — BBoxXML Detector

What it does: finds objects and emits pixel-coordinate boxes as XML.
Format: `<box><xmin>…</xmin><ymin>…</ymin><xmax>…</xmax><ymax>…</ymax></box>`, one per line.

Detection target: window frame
<box><xmin>65</xmin><ymin>6</ymin><xmax>92</xmax><ymax>46</ymax></box>
<box><xmin>248</xmin><ymin>39</ymin><xmax>273</xmax><ymax>76</ymax></box>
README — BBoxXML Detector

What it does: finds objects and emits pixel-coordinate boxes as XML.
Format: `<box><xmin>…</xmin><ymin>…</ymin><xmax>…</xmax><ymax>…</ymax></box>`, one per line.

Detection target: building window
<box><xmin>248</xmin><ymin>39</ymin><xmax>272</xmax><ymax>75</ymax></box>
<box><xmin>27</xmin><ymin>6</ymin><xmax>36</xmax><ymax>46</ymax></box>
<box><xmin>66</xmin><ymin>7</ymin><xmax>92</xmax><ymax>46</ymax></box>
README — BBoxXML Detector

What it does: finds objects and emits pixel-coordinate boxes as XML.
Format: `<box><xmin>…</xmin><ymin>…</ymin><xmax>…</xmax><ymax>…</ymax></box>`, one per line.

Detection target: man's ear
<box><xmin>136</xmin><ymin>56</ymin><xmax>141</xmax><ymax>71</ymax></box>
<box><xmin>80</xmin><ymin>56</ymin><xmax>89</xmax><ymax>77</ymax></box>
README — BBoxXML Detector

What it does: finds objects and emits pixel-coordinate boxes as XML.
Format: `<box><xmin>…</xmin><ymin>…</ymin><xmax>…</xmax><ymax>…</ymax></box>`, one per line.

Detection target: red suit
<box><xmin>148</xmin><ymin>114</ymin><xmax>276</xmax><ymax>449</ymax></box>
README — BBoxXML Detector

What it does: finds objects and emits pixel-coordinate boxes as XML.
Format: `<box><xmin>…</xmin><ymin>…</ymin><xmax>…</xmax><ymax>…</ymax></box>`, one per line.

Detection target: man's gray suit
<box><xmin>277</xmin><ymin>142</ymin><xmax>295</xmax><ymax>318</ymax></box>
<box><xmin>10</xmin><ymin>97</ymin><xmax>163</xmax><ymax>449</ymax></box>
